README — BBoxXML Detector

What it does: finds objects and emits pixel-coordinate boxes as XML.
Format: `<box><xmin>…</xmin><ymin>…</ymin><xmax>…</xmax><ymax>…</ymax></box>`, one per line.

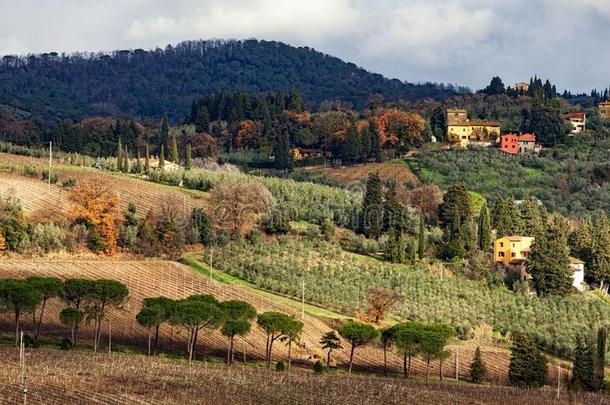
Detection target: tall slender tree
<box><xmin>478</xmin><ymin>202</ymin><xmax>491</xmax><ymax>251</ymax></box>
<box><xmin>361</xmin><ymin>173</ymin><xmax>383</xmax><ymax>239</ymax></box>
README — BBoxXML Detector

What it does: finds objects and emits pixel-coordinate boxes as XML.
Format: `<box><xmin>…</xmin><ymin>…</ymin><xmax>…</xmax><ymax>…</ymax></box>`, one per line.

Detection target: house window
<box><xmin>511</xmin><ymin>253</ymin><xmax>516</xmax><ymax>257</ymax></box>
<box><xmin>499</xmin><ymin>252</ymin><xmax>505</xmax><ymax>257</ymax></box>
<box><xmin>499</xmin><ymin>242</ymin><xmax>504</xmax><ymax>247</ymax></box>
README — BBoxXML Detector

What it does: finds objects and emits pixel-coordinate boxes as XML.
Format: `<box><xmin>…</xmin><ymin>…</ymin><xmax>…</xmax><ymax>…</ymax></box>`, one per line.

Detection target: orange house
<box><xmin>499</xmin><ymin>133</ymin><xmax>540</xmax><ymax>155</ymax></box>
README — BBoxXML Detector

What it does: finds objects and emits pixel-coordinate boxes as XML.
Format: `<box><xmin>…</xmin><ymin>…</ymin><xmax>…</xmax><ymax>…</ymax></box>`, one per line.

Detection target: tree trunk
<box><xmin>35</xmin><ymin>298</ymin><xmax>48</xmax><ymax>340</ymax></box>
<box><xmin>439</xmin><ymin>358</ymin><xmax>444</xmax><ymax>380</ymax></box>
<box><xmin>70</xmin><ymin>326</ymin><xmax>75</xmax><ymax>346</ymax></box>
<box><xmin>188</xmin><ymin>330</ymin><xmax>195</xmax><ymax>365</ymax></box>
<box><xmin>383</xmin><ymin>345</ymin><xmax>388</xmax><ymax>376</ymax></box>
<box><xmin>265</xmin><ymin>334</ymin><xmax>270</xmax><ymax>367</ymax></box>
<box><xmin>426</xmin><ymin>358</ymin><xmax>430</xmax><ymax>382</ymax></box>
<box><xmin>192</xmin><ymin>328</ymin><xmax>200</xmax><ymax>362</ymax></box>
<box><xmin>326</xmin><ymin>349</ymin><xmax>331</xmax><ymax>368</ymax></box>
<box><xmin>153</xmin><ymin>324</ymin><xmax>160</xmax><ymax>355</ymax></box>
<box><xmin>14</xmin><ymin>310</ymin><xmax>20</xmax><ymax>347</ymax></box>
<box><xmin>407</xmin><ymin>355</ymin><xmax>412</xmax><ymax>379</ymax></box>
<box><xmin>227</xmin><ymin>336</ymin><xmax>234</xmax><ymax>365</ymax></box>
<box><xmin>268</xmin><ymin>337</ymin><xmax>275</xmax><ymax>368</ymax></box>
<box><xmin>243</xmin><ymin>338</ymin><xmax>247</xmax><ymax>364</ymax></box>
<box><xmin>348</xmin><ymin>344</ymin><xmax>355</xmax><ymax>374</ymax></box>
<box><xmin>403</xmin><ymin>353</ymin><xmax>407</xmax><ymax>379</ymax></box>
<box><xmin>147</xmin><ymin>329</ymin><xmax>152</xmax><ymax>356</ymax></box>
<box><xmin>288</xmin><ymin>340</ymin><xmax>292</xmax><ymax>369</ymax></box>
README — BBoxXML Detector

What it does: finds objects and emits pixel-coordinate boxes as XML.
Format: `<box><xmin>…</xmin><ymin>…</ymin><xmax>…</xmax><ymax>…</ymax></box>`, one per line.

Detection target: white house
<box><xmin>569</xmin><ymin>256</ymin><xmax>586</xmax><ymax>292</ymax></box>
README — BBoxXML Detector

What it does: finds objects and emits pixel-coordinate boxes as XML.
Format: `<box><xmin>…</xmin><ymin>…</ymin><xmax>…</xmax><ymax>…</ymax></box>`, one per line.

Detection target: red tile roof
<box><xmin>562</xmin><ymin>112</ymin><xmax>585</xmax><ymax>120</ymax></box>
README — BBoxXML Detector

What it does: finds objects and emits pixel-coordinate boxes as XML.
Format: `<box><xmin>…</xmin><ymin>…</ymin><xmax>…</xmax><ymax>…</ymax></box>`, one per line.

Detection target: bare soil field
<box><xmin>320</xmin><ymin>162</ymin><xmax>417</xmax><ymax>201</ymax></box>
<box><xmin>0</xmin><ymin>348</ymin><xmax>604</xmax><ymax>405</ymax></box>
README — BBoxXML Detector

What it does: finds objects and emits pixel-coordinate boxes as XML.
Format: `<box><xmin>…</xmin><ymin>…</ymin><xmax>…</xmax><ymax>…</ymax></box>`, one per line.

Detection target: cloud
<box><xmin>0</xmin><ymin>0</ymin><xmax>608</xmax><ymax>92</ymax></box>
<box><xmin>359</xmin><ymin>2</ymin><xmax>494</xmax><ymax>66</ymax></box>
<box><xmin>127</xmin><ymin>0</ymin><xmax>359</xmax><ymax>45</ymax></box>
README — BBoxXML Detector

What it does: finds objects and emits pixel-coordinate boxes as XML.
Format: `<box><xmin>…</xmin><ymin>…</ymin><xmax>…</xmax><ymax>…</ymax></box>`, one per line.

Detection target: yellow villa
<box><xmin>446</xmin><ymin>108</ymin><xmax>501</xmax><ymax>147</ymax></box>
<box><xmin>599</xmin><ymin>101</ymin><xmax>610</xmax><ymax>120</ymax></box>
<box><xmin>493</xmin><ymin>236</ymin><xmax>535</xmax><ymax>266</ymax></box>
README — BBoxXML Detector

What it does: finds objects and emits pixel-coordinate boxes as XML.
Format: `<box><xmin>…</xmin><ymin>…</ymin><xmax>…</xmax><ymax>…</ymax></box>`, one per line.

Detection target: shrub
<box><xmin>60</xmin><ymin>338</ymin><xmax>72</xmax><ymax>350</ymax></box>
<box><xmin>31</xmin><ymin>223</ymin><xmax>66</xmax><ymax>253</ymax></box>
<box><xmin>61</xmin><ymin>177</ymin><xmax>77</xmax><ymax>188</ymax></box>
<box><xmin>275</xmin><ymin>361</ymin><xmax>286</xmax><ymax>372</ymax></box>
<box><xmin>313</xmin><ymin>361</ymin><xmax>324</xmax><ymax>373</ymax></box>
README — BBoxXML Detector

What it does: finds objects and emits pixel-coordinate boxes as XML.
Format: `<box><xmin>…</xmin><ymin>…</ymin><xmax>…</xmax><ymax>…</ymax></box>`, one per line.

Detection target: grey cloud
<box><xmin>0</xmin><ymin>0</ymin><xmax>608</xmax><ymax>92</ymax></box>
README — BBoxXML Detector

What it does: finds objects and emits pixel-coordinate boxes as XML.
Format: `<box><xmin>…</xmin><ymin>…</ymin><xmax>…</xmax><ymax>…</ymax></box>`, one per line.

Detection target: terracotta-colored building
<box><xmin>499</xmin><ymin>133</ymin><xmax>540</xmax><ymax>155</ymax></box>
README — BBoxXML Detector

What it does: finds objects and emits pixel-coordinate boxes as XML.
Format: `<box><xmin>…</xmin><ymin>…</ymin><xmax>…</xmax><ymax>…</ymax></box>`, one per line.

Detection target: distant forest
<box><xmin>0</xmin><ymin>39</ymin><xmax>463</xmax><ymax>122</ymax></box>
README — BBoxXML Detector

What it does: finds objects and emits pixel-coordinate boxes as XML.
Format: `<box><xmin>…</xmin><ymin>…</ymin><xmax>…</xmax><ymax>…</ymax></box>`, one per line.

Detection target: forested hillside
<box><xmin>0</xmin><ymin>39</ymin><xmax>460</xmax><ymax>122</ymax></box>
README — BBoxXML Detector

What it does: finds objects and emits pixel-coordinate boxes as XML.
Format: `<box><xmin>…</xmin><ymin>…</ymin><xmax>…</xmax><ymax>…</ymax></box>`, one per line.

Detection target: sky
<box><xmin>1</xmin><ymin>0</ymin><xmax>609</xmax><ymax>93</ymax></box>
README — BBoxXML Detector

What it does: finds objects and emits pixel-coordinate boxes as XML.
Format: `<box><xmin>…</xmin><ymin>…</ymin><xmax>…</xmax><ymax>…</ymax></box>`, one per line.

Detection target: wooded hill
<box><xmin>0</xmin><ymin>39</ymin><xmax>460</xmax><ymax>122</ymax></box>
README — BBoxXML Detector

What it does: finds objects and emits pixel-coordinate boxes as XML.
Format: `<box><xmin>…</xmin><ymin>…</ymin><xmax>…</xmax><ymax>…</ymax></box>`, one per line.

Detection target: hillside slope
<box><xmin>0</xmin><ymin>39</ymin><xmax>459</xmax><ymax>121</ymax></box>
<box><xmin>0</xmin><ymin>258</ymin><xmax>525</xmax><ymax>383</ymax></box>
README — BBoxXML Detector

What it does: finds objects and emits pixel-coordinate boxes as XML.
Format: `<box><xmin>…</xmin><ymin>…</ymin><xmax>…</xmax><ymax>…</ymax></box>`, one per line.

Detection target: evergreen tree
<box><xmin>343</xmin><ymin>120</ymin><xmax>361</xmax><ymax>165</ymax></box>
<box><xmin>122</xmin><ymin>147</ymin><xmax>129</xmax><ymax>173</ymax></box>
<box><xmin>159</xmin><ymin>145</ymin><xmax>165</xmax><ymax>170</ymax></box>
<box><xmin>478</xmin><ymin>202</ymin><xmax>491</xmax><ymax>251</ymax></box>
<box><xmin>135</xmin><ymin>150</ymin><xmax>142</xmax><ymax>173</ymax></box>
<box><xmin>508</xmin><ymin>333</ymin><xmax>548</xmax><ymax>388</ymax></box>
<box><xmin>170</xmin><ymin>135</ymin><xmax>179</xmax><ymax>164</ymax></box>
<box><xmin>569</xmin><ymin>221</ymin><xmax>593</xmax><ymax>271</ymax></box>
<box><xmin>144</xmin><ymin>144</ymin><xmax>150</xmax><ymax>173</ymax></box>
<box><xmin>116</xmin><ymin>139</ymin><xmax>123</xmax><ymax>172</ymax></box>
<box><xmin>571</xmin><ymin>332</ymin><xmax>596</xmax><ymax>391</ymax></box>
<box><xmin>439</xmin><ymin>184</ymin><xmax>473</xmax><ymax>253</ymax></box>
<box><xmin>469</xmin><ymin>346</ymin><xmax>487</xmax><ymax>383</ymax></box>
<box><xmin>194</xmin><ymin>105</ymin><xmax>210</xmax><ymax>133</ymax></box>
<box><xmin>527</xmin><ymin>223</ymin><xmax>573</xmax><ymax>296</ymax></box>
<box><xmin>160</xmin><ymin>113</ymin><xmax>170</xmax><ymax>149</ymax></box>
<box><xmin>360</xmin><ymin>125</ymin><xmax>372</xmax><ymax>162</ymax></box>
<box><xmin>491</xmin><ymin>198</ymin><xmax>522</xmax><ymax>238</ymax></box>
<box><xmin>589</xmin><ymin>214</ymin><xmax>610</xmax><ymax>287</ymax></box>
<box><xmin>520</xmin><ymin>197</ymin><xmax>545</xmax><ymax>238</ymax></box>
<box><xmin>368</xmin><ymin>119</ymin><xmax>381</xmax><ymax>162</ymax></box>
<box><xmin>273</xmin><ymin>133</ymin><xmax>293</xmax><ymax>171</ymax></box>
<box><xmin>595</xmin><ymin>327</ymin><xmax>607</xmax><ymax>391</ymax></box>
<box><xmin>185</xmin><ymin>144</ymin><xmax>192</xmax><ymax>171</ymax></box>
<box><xmin>361</xmin><ymin>173</ymin><xmax>383</xmax><ymax>239</ymax></box>
<box><xmin>418</xmin><ymin>216</ymin><xmax>426</xmax><ymax>259</ymax></box>
<box><xmin>383</xmin><ymin>180</ymin><xmax>403</xmax><ymax>233</ymax></box>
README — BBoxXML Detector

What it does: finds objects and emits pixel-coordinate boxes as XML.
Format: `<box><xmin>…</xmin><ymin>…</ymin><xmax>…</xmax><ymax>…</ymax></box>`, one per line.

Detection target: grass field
<box><xmin>0</xmin><ymin>348</ymin><xmax>603</xmax><ymax>405</ymax></box>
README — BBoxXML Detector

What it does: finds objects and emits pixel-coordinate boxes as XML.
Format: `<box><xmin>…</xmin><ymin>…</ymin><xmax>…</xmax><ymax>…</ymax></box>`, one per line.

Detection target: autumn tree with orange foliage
<box><xmin>365</xmin><ymin>287</ymin><xmax>404</xmax><ymax>324</ymax></box>
<box><xmin>69</xmin><ymin>179</ymin><xmax>121</xmax><ymax>255</ymax></box>
<box><xmin>207</xmin><ymin>182</ymin><xmax>273</xmax><ymax>237</ymax></box>
<box><xmin>374</xmin><ymin>108</ymin><xmax>426</xmax><ymax>149</ymax></box>
<box><xmin>406</xmin><ymin>185</ymin><xmax>443</xmax><ymax>220</ymax></box>
<box><xmin>235</xmin><ymin>119</ymin><xmax>263</xmax><ymax>149</ymax></box>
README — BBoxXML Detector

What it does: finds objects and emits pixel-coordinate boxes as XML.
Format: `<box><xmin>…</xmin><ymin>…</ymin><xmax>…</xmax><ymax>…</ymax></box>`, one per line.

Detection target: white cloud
<box><xmin>359</xmin><ymin>2</ymin><xmax>494</xmax><ymax>66</ymax></box>
<box><xmin>127</xmin><ymin>0</ymin><xmax>359</xmax><ymax>45</ymax></box>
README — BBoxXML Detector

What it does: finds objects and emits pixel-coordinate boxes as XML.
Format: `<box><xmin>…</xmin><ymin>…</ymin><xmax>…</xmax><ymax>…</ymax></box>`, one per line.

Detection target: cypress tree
<box><xmin>135</xmin><ymin>150</ymin><xmax>142</xmax><ymax>174</ymax></box>
<box><xmin>520</xmin><ymin>196</ymin><xmax>546</xmax><ymax>238</ymax></box>
<box><xmin>144</xmin><ymin>144</ymin><xmax>150</xmax><ymax>173</ymax></box>
<box><xmin>343</xmin><ymin>120</ymin><xmax>361</xmax><ymax>165</ymax></box>
<box><xmin>508</xmin><ymin>333</ymin><xmax>548</xmax><ymax>388</ymax></box>
<box><xmin>418</xmin><ymin>216</ymin><xmax>426</xmax><ymax>259</ymax></box>
<box><xmin>159</xmin><ymin>145</ymin><xmax>165</xmax><ymax>170</ymax></box>
<box><xmin>360</xmin><ymin>125</ymin><xmax>371</xmax><ymax>162</ymax></box>
<box><xmin>122</xmin><ymin>147</ymin><xmax>130</xmax><ymax>173</ymax></box>
<box><xmin>571</xmin><ymin>332</ymin><xmax>596</xmax><ymax>390</ymax></box>
<box><xmin>368</xmin><ymin>119</ymin><xmax>381</xmax><ymax>162</ymax></box>
<box><xmin>361</xmin><ymin>172</ymin><xmax>383</xmax><ymax>239</ymax></box>
<box><xmin>590</xmin><ymin>214</ymin><xmax>610</xmax><ymax>288</ymax></box>
<box><xmin>160</xmin><ymin>113</ymin><xmax>169</xmax><ymax>149</ymax></box>
<box><xmin>170</xmin><ymin>135</ymin><xmax>179</xmax><ymax>164</ymax></box>
<box><xmin>569</xmin><ymin>220</ymin><xmax>593</xmax><ymax>275</ymax></box>
<box><xmin>469</xmin><ymin>346</ymin><xmax>487</xmax><ymax>383</ymax></box>
<box><xmin>595</xmin><ymin>327</ymin><xmax>607</xmax><ymax>391</ymax></box>
<box><xmin>478</xmin><ymin>202</ymin><xmax>491</xmax><ymax>251</ymax></box>
<box><xmin>273</xmin><ymin>132</ymin><xmax>293</xmax><ymax>171</ymax></box>
<box><xmin>194</xmin><ymin>105</ymin><xmax>210</xmax><ymax>133</ymax></box>
<box><xmin>185</xmin><ymin>144</ymin><xmax>192</xmax><ymax>171</ymax></box>
<box><xmin>383</xmin><ymin>180</ymin><xmax>401</xmax><ymax>233</ymax></box>
<box><xmin>116</xmin><ymin>139</ymin><xmax>123</xmax><ymax>172</ymax></box>
<box><xmin>527</xmin><ymin>223</ymin><xmax>573</xmax><ymax>296</ymax></box>
<box><xmin>491</xmin><ymin>197</ymin><xmax>522</xmax><ymax>238</ymax></box>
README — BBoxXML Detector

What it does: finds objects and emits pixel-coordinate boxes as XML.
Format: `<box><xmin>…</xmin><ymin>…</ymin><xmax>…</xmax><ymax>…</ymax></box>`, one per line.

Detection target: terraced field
<box><xmin>0</xmin><ymin>258</ymin><xmax>562</xmax><ymax>384</ymax></box>
<box><xmin>0</xmin><ymin>348</ymin><xmax>601</xmax><ymax>405</ymax></box>
<box><xmin>320</xmin><ymin>162</ymin><xmax>418</xmax><ymax>201</ymax></box>
<box><xmin>0</xmin><ymin>159</ymin><xmax>206</xmax><ymax>217</ymax></box>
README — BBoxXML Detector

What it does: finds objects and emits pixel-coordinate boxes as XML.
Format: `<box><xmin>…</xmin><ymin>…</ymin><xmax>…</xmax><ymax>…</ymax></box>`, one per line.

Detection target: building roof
<box><xmin>562</xmin><ymin>112</ymin><xmax>585</xmax><ymax>120</ymax></box>
<box><xmin>599</xmin><ymin>101</ymin><xmax>610</xmax><ymax>106</ymax></box>
<box><xmin>568</xmin><ymin>256</ymin><xmax>585</xmax><ymax>265</ymax></box>
<box><xmin>501</xmin><ymin>133</ymin><xmax>536</xmax><ymax>142</ymax></box>
<box><xmin>468</xmin><ymin>120</ymin><xmax>501</xmax><ymax>127</ymax></box>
